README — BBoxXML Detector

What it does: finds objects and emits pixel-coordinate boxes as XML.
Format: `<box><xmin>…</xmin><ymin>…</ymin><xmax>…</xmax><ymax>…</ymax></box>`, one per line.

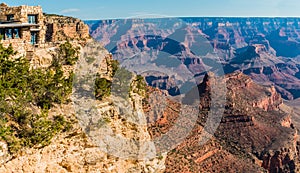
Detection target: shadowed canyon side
<box><xmin>144</xmin><ymin>72</ymin><xmax>300</xmax><ymax>172</ymax></box>
<box><xmin>86</xmin><ymin>18</ymin><xmax>300</xmax><ymax>100</ymax></box>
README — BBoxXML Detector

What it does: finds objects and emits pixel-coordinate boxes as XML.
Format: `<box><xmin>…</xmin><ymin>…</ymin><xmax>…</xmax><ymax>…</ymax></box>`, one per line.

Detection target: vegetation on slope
<box><xmin>0</xmin><ymin>42</ymin><xmax>78</xmax><ymax>154</ymax></box>
<box><xmin>0</xmin><ymin>40</ymin><xmax>148</xmax><ymax>155</ymax></box>
<box><xmin>94</xmin><ymin>58</ymin><xmax>147</xmax><ymax>100</ymax></box>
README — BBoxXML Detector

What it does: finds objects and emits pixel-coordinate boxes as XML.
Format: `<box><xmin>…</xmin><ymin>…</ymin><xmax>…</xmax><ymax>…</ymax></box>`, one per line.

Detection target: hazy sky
<box><xmin>3</xmin><ymin>0</ymin><xmax>300</xmax><ymax>20</ymax></box>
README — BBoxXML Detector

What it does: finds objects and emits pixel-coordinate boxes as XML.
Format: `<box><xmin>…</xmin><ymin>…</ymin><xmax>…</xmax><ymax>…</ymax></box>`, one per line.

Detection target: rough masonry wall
<box><xmin>0</xmin><ymin>27</ymin><xmax>33</xmax><ymax>55</ymax></box>
<box><xmin>0</xmin><ymin>3</ymin><xmax>43</xmax><ymax>24</ymax></box>
<box><xmin>0</xmin><ymin>3</ymin><xmax>46</xmax><ymax>52</ymax></box>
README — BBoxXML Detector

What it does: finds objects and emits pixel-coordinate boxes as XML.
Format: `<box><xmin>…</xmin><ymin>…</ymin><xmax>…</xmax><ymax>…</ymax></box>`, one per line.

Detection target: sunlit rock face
<box><xmin>146</xmin><ymin>71</ymin><xmax>299</xmax><ymax>172</ymax></box>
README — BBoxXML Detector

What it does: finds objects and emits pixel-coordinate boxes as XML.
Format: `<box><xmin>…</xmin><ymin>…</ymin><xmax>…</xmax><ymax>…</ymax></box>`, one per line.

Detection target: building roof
<box><xmin>0</xmin><ymin>23</ymin><xmax>39</xmax><ymax>28</ymax></box>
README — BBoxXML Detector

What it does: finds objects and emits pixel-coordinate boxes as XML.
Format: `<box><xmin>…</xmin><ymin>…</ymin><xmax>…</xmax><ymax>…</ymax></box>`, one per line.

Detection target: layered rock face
<box><xmin>44</xmin><ymin>15</ymin><xmax>90</xmax><ymax>43</ymax></box>
<box><xmin>143</xmin><ymin>72</ymin><xmax>300</xmax><ymax>172</ymax></box>
<box><xmin>87</xmin><ymin>18</ymin><xmax>300</xmax><ymax>100</ymax></box>
<box><xmin>225</xmin><ymin>44</ymin><xmax>300</xmax><ymax>100</ymax></box>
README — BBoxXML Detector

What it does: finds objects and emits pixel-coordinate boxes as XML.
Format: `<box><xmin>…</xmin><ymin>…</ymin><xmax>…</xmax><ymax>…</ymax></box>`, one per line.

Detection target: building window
<box><xmin>76</xmin><ymin>23</ymin><xmax>80</xmax><ymax>32</ymax></box>
<box><xmin>1</xmin><ymin>28</ymin><xmax>21</xmax><ymax>40</ymax></box>
<box><xmin>0</xmin><ymin>28</ymin><xmax>21</xmax><ymax>40</ymax></box>
<box><xmin>7</xmin><ymin>14</ymin><xmax>14</xmax><ymax>21</ymax></box>
<box><xmin>13</xmin><ymin>28</ymin><xmax>20</xmax><ymax>39</ymax></box>
<box><xmin>28</xmin><ymin>15</ymin><xmax>37</xmax><ymax>24</ymax></box>
<box><xmin>46</xmin><ymin>24</ymin><xmax>53</xmax><ymax>42</ymax></box>
<box><xmin>5</xmin><ymin>29</ymin><xmax>12</xmax><ymax>39</ymax></box>
<box><xmin>30</xmin><ymin>32</ymin><xmax>38</xmax><ymax>44</ymax></box>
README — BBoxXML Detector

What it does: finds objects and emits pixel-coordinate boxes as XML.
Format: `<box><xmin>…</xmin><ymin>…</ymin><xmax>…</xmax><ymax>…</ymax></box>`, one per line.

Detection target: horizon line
<box><xmin>82</xmin><ymin>15</ymin><xmax>300</xmax><ymax>21</ymax></box>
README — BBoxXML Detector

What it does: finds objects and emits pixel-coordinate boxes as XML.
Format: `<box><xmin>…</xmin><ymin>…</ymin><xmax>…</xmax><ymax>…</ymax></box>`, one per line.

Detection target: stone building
<box><xmin>0</xmin><ymin>3</ymin><xmax>89</xmax><ymax>55</ymax></box>
<box><xmin>0</xmin><ymin>3</ymin><xmax>46</xmax><ymax>53</ymax></box>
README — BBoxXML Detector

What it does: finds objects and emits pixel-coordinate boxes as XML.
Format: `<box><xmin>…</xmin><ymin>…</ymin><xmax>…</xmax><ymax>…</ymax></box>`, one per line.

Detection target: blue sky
<box><xmin>3</xmin><ymin>0</ymin><xmax>300</xmax><ymax>20</ymax></box>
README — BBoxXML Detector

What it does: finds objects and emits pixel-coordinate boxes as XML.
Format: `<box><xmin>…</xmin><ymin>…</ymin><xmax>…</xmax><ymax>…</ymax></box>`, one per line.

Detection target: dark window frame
<box><xmin>5</xmin><ymin>28</ymin><xmax>13</xmax><ymax>39</ymax></box>
<box><xmin>1</xmin><ymin>28</ymin><xmax>21</xmax><ymax>40</ymax></box>
<box><xmin>30</xmin><ymin>31</ymin><xmax>39</xmax><ymax>44</ymax></box>
<box><xmin>28</xmin><ymin>14</ymin><xmax>38</xmax><ymax>24</ymax></box>
<box><xmin>6</xmin><ymin>14</ymin><xmax>14</xmax><ymax>21</ymax></box>
<box><xmin>13</xmin><ymin>28</ymin><xmax>20</xmax><ymax>39</ymax></box>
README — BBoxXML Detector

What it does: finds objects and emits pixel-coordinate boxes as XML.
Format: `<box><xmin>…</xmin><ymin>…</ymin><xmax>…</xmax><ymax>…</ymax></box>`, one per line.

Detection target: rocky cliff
<box><xmin>1</xmin><ymin>15</ymin><xmax>300</xmax><ymax>173</ymax></box>
<box><xmin>144</xmin><ymin>72</ymin><xmax>300</xmax><ymax>172</ymax></box>
<box><xmin>0</xmin><ymin>41</ymin><xmax>167</xmax><ymax>173</ymax></box>
<box><xmin>44</xmin><ymin>14</ymin><xmax>90</xmax><ymax>43</ymax></box>
<box><xmin>0</xmin><ymin>13</ymin><xmax>165</xmax><ymax>172</ymax></box>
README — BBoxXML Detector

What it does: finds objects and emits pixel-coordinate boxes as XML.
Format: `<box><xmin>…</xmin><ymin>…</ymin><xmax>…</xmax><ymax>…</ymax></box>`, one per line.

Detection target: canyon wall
<box><xmin>87</xmin><ymin>18</ymin><xmax>300</xmax><ymax>100</ymax></box>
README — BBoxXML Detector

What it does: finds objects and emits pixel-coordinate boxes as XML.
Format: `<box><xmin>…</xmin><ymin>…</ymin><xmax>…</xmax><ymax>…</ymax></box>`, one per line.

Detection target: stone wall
<box><xmin>0</xmin><ymin>3</ymin><xmax>46</xmax><ymax>44</ymax></box>
<box><xmin>1</xmin><ymin>27</ymin><xmax>34</xmax><ymax>54</ymax></box>
<box><xmin>0</xmin><ymin>3</ymin><xmax>43</xmax><ymax>23</ymax></box>
<box><xmin>0</xmin><ymin>3</ymin><xmax>90</xmax><ymax>57</ymax></box>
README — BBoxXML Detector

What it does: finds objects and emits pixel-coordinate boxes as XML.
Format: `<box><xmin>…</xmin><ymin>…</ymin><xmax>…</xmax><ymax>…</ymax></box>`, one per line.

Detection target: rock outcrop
<box><xmin>44</xmin><ymin>14</ymin><xmax>90</xmax><ymax>43</ymax></box>
<box><xmin>144</xmin><ymin>72</ymin><xmax>300</xmax><ymax>172</ymax></box>
<box><xmin>0</xmin><ymin>42</ymin><xmax>167</xmax><ymax>173</ymax></box>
